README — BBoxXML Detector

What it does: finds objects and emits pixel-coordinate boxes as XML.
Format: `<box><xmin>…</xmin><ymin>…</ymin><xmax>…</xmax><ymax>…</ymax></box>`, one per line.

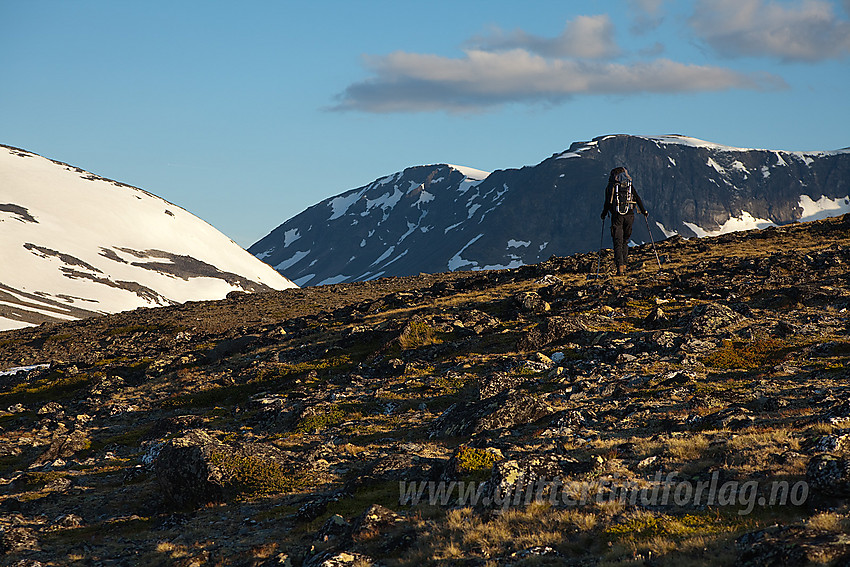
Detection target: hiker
<box><xmin>601</xmin><ymin>166</ymin><xmax>648</xmax><ymax>276</ymax></box>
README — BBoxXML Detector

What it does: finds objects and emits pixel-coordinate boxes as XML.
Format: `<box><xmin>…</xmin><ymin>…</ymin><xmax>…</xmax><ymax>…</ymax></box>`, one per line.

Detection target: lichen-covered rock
<box><xmin>691</xmin><ymin>406</ymin><xmax>755</xmax><ymax>431</ymax></box>
<box><xmin>152</xmin><ymin>429</ymin><xmax>229</xmax><ymax>507</ymax></box>
<box><xmin>517</xmin><ymin>315</ymin><xmax>589</xmax><ymax>351</ymax></box>
<box><xmin>314</xmin><ymin>514</ymin><xmax>351</xmax><ymax>543</ymax></box>
<box><xmin>806</xmin><ymin>454</ymin><xmax>850</xmax><ymax>495</ymax></box>
<box><xmin>736</xmin><ymin>525</ymin><xmax>850</xmax><ymax>566</ymax></box>
<box><xmin>32</xmin><ymin>429</ymin><xmax>91</xmax><ymax>467</ymax></box>
<box><xmin>478</xmin><ymin>371</ymin><xmax>532</xmax><ymax>400</ymax></box>
<box><xmin>0</xmin><ymin>526</ymin><xmax>39</xmax><ymax>554</ymax></box>
<box><xmin>484</xmin><ymin>453</ymin><xmax>602</xmax><ymax>508</ymax></box>
<box><xmin>802</xmin><ymin>433</ymin><xmax>850</xmax><ymax>454</ymax></box>
<box><xmin>513</xmin><ymin>291</ymin><xmax>549</xmax><ymax>314</ymax></box>
<box><xmin>428</xmin><ymin>390</ymin><xmax>553</xmax><ymax>438</ymax></box>
<box><xmin>151</xmin><ymin>429</ymin><xmax>300</xmax><ymax>506</ymax></box>
<box><xmin>685</xmin><ymin>302</ymin><xmax>748</xmax><ymax>337</ymax></box>
<box><xmin>351</xmin><ymin>504</ymin><xmax>405</xmax><ymax>540</ymax></box>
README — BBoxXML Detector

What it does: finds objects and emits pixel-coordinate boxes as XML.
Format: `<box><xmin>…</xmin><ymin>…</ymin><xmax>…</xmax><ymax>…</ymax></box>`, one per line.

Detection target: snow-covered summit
<box><xmin>447</xmin><ymin>164</ymin><xmax>490</xmax><ymax>181</ymax></box>
<box><xmin>0</xmin><ymin>145</ymin><xmax>296</xmax><ymax>331</ymax></box>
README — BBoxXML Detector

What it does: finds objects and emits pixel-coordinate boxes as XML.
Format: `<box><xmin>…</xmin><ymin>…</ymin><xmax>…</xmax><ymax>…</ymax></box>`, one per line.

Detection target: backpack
<box><xmin>610</xmin><ymin>168</ymin><xmax>635</xmax><ymax>215</ymax></box>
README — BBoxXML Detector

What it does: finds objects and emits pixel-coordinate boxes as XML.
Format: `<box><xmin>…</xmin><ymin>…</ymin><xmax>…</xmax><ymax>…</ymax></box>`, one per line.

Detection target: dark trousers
<box><xmin>610</xmin><ymin>212</ymin><xmax>634</xmax><ymax>267</ymax></box>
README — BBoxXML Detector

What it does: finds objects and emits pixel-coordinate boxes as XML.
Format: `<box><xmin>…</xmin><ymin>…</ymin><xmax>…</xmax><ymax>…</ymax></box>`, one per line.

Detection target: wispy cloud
<box><xmin>466</xmin><ymin>15</ymin><xmax>621</xmax><ymax>59</ymax></box>
<box><xmin>332</xmin><ymin>49</ymin><xmax>785</xmax><ymax>113</ymax></box>
<box><xmin>331</xmin><ymin>13</ymin><xmax>788</xmax><ymax>114</ymax></box>
<box><xmin>690</xmin><ymin>0</ymin><xmax>850</xmax><ymax>62</ymax></box>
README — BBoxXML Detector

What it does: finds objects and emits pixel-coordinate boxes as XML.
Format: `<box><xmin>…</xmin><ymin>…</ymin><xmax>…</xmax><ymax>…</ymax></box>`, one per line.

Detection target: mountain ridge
<box><xmin>251</xmin><ymin>134</ymin><xmax>850</xmax><ymax>286</ymax></box>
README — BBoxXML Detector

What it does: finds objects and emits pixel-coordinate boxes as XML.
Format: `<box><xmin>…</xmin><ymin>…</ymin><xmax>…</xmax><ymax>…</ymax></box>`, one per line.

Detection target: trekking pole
<box><xmin>643</xmin><ymin>213</ymin><xmax>663</xmax><ymax>270</ymax></box>
<box><xmin>595</xmin><ymin>216</ymin><xmax>606</xmax><ymax>278</ymax></box>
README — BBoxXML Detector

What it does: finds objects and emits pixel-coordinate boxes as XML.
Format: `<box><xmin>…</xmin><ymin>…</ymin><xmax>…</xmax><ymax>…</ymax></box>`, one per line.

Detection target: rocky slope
<box><xmin>3</xmin><ymin>216</ymin><xmax>850</xmax><ymax>565</ymax></box>
<box><xmin>0</xmin><ymin>144</ymin><xmax>296</xmax><ymax>332</ymax></box>
<box><xmin>251</xmin><ymin>134</ymin><xmax>850</xmax><ymax>287</ymax></box>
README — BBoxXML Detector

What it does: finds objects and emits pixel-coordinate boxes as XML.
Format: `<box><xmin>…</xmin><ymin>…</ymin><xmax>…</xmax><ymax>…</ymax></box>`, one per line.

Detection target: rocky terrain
<box><xmin>3</xmin><ymin>216</ymin><xmax>850</xmax><ymax>566</ymax></box>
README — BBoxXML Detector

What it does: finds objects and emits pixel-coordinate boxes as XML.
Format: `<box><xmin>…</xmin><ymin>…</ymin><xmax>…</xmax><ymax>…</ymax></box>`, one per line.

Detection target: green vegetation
<box><xmin>210</xmin><ymin>451</ymin><xmax>312</xmax><ymax>496</ymax></box>
<box><xmin>604</xmin><ymin>511</ymin><xmax>750</xmax><ymax>541</ymax></box>
<box><xmin>0</xmin><ymin>369</ymin><xmax>91</xmax><ymax>406</ymax></box>
<box><xmin>294</xmin><ymin>405</ymin><xmax>346</xmax><ymax>434</ymax></box>
<box><xmin>398</xmin><ymin>320</ymin><xmax>443</xmax><ymax>350</ymax></box>
<box><xmin>703</xmin><ymin>338</ymin><xmax>790</xmax><ymax>370</ymax></box>
<box><xmin>454</xmin><ymin>446</ymin><xmax>499</xmax><ymax>481</ymax></box>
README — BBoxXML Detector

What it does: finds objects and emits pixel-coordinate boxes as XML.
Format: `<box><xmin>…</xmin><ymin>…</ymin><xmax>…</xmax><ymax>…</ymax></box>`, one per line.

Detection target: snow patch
<box><xmin>255</xmin><ymin>248</ymin><xmax>275</xmax><ymax>260</ymax></box>
<box><xmin>0</xmin><ymin>363</ymin><xmax>50</xmax><ymax>377</ymax></box>
<box><xmin>447</xmin><ymin>164</ymin><xmax>490</xmax><ymax>180</ymax></box>
<box><xmin>370</xmin><ymin>246</ymin><xmax>396</xmax><ymax>267</ymax></box>
<box><xmin>655</xmin><ymin>222</ymin><xmax>678</xmax><ymax>238</ymax></box>
<box><xmin>293</xmin><ymin>273</ymin><xmax>316</xmax><ymax>286</ymax></box>
<box><xmin>275</xmin><ymin>250</ymin><xmax>310</xmax><ymax>271</ymax></box>
<box><xmin>683</xmin><ymin>212</ymin><xmax>775</xmax><ymax>238</ymax></box>
<box><xmin>731</xmin><ymin>160</ymin><xmax>748</xmax><ymax>174</ymax></box>
<box><xmin>483</xmin><ymin>259</ymin><xmax>524</xmax><ymax>270</ymax></box>
<box><xmin>328</xmin><ymin>189</ymin><xmax>365</xmax><ymax>221</ymax></box>
<box><xmin>707</xmin><ymin>157</ymin><xmax>725</xmax><ymax>174</ymax></box>
<box><xmin>283</xmin><ymin>228</ymin><xmax>301</xmax><ymax>248</ymax></box>
<box><xmin>317</xmin><ymin>274</ymin><xmax>350</xmax><ymax>286</ymax></box>
<box><xmin>448</xmin><ymin>234</ymin><xmax>483</xmax><ymax>271</ymax></box>
<box><xmin>798</xmin><ymin>194</ymin><xmax>850</xmax><ymax>222</ymax></box>
<box><xmin>414</xmin><ymin>190</ymin><xmax>435</xmax><ymax>206</ymax></box>
<box><xmin>507</xmin><ymin>239</ymin><xmax>531</xmax><ymax>249</ymax></box>
<box><xmin>647</xmin><ymin>135</ymin><xmax>755</xmax><ymax>152</ymax></box>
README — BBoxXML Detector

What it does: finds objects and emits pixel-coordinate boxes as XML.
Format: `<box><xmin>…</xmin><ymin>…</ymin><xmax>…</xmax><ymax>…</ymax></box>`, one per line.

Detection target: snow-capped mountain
<box><xmin>0</xmin><ymin>144</ymin><xmax>296</xmax><ymax>331</ymax></box>
<box><xmin>251</xmin><ymin>134</ymin><xmax>850</xmax><ymax>286</ymax></box>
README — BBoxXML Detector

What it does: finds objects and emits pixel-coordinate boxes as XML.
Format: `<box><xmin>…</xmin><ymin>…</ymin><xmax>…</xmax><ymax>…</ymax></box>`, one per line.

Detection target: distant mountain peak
<box><xmin>251</xmin><ymin>134</ymin><xmax>850</xmax><ymax>286</ymax></box>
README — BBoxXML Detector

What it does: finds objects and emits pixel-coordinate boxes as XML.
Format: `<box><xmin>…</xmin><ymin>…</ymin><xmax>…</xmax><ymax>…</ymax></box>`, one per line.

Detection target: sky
<box><xmin>2</xmin><ymin>0</ymin><xmax>849</xmax><ymax>248</ymax></box>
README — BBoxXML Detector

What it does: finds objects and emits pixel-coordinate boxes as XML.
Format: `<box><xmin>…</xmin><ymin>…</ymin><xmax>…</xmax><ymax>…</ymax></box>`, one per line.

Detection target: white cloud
<box><xmin>467</xmin><ymin>15</ymin><xmax>621</xmax><ymax>59</ymax></box>
<box><xmin>332</xmin><ymin>50</ymin><xmax>786</xmax><ymax>113</ymax></box>
<box><xmin>690</xmin><ymin>0</ymin><xmax>850</xmax><ymax>61</ymax></box>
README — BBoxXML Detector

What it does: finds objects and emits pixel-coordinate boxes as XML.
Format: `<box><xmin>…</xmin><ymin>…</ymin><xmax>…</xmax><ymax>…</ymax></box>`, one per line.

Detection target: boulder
<box><xmin>806</xmin><ymin>454</ymin><xmax>850</xmax><ymax>495</ymax></box>
<box><xmin>691</xmin><ymin>407</ymin><xmax>755</xmax><ymax>431</ymax></box>
<box><xmin>513</xmin><ymin>291</ymin><xmax>549</xmax><ymax>314</ymax></box>
<box><xmin>33</xmin><ymin>429</ymin><xmax>91</xmax><ymax>467</ymax></box>
<box><xmin>517</xmin><ymin>315</ymin><xmax>588</xmax><ymax>351</ymax></box>
<box><xmin>478</xmin><ymin>372</ymin><xmax>532</xmax><ymax>400</ymax></box>
<box><xmin>736</xmin><ymin>525</ymin><xmax>850</xmax><ymax>567</ymax></box>
<box><xmin>485</xmin><ymin>453</ymin><xmax>602</xmax><ymax>507</ymax></box>
<box><xmin>152</xmin><ymin>429</ymin><xmax>230</xmax><ymax>507</ymax></box>
<box><xmin>428</xmin><ymin>390</ymin><xmax>553</xmax><ymax>438</ymax></box>
<box><xmin>685</xmin><ymin>303</ymin><xmax>748</xmax><ymax>337</ymax></box>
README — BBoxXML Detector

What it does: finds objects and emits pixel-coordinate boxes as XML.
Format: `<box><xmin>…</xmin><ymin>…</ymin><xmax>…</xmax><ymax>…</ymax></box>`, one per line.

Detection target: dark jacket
<box><xmin>601</xmin><ymin>167</ymin><xmax>647</xmax><ymax>218</ymax></box>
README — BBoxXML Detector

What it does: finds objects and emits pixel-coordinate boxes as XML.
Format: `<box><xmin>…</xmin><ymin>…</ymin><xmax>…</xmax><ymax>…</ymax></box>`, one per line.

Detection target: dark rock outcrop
<box><xmin>429</xmin><ymin>391</ymin><xmax>553</xmax><ymax>438</ymax></box>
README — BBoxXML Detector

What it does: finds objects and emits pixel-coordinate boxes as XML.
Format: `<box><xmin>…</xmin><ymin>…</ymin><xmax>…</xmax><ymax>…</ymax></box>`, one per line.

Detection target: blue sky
<box><xmin>3</xmin><ymin>0</ymin><xmax>849</xmax><ymax>247</ymax></box>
